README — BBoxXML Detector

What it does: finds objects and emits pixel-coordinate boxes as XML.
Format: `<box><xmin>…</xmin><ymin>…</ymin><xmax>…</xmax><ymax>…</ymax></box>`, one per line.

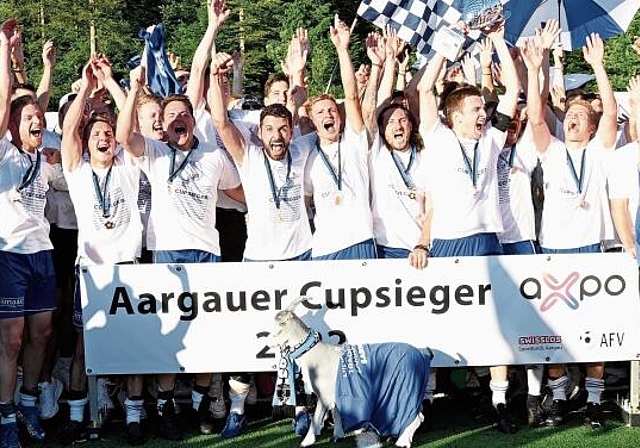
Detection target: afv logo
<box><xmin>519</xmin><ymin>272</ymin><xmax>625</xmax><ymax>312</ymax></box>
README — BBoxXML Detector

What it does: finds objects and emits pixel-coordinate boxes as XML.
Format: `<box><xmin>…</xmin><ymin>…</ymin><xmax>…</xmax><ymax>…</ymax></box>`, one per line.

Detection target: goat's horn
<box><xmin>285</xmin><ymin>296</ymin><xmax>309</xmax><ymax>312</ymax></box>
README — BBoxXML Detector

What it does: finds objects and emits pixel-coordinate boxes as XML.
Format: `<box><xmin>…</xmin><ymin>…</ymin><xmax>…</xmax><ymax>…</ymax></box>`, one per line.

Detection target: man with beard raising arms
<box><xmin>0</xmin><ymin>19</ymin><xmax>61</xmax><ymax>448</ymax></box>
<box><xmin>117</xmin><ymin>66</ymin><xmax>243</xmax><ymax>440</ymax></box>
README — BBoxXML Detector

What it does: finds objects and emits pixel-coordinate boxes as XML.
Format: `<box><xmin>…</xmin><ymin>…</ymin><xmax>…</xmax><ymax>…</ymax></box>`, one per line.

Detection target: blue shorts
<box><xmin>502</xmin><ymin>240</ymin><xmax>537</xmax><ymax>255</ymax></box>
<box><xmin>313</xmin><ymin>239</ymin><xmax>377</xmax><ymax>261</ymax></box>
<box><xmin>540</xmin><ymin>243</ymin><xmax>602</xmax><ymax>254</ymax></box>
<box><xmin>431</xmin><ymin>233</ymin><xmax>502</xmax><ymax>258</ymax></box>
<box><xmin>376</xmin><ymin>245</ymin><xmax>411</xmax><ymax>259</ymax></box>
<box><xmin>0</xmin><ymin>250</ymin><xmax>57</xmax><ymax>319</ymax></box>
<box><xmin>244</xmin><ymin>249</ymin><xmax>312</xmax><ymax>262</ymax></box>
<box><xmin>153</xmin><ymin>249</ymin><xmax>221</xmax><ymax>264</ymax></box>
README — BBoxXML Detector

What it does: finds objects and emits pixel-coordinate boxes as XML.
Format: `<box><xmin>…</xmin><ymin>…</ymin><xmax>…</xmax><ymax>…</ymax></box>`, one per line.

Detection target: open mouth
<box><xmin>174</xmin><ymin>125</ymin><xmax>187</xmax><ymax>136</ymax></box>
<box><xmin>97</xmin><ymin>143</ymin><xmax>110</xmax><ymax>153</ymax></box>
<box><xmin>568</xmin><ymin>121</ymin><xmax>579</xmax><ymax>132</ymax></box>
<box><xmin>30</xmin><ymin>128</ymin><xmax>42</xmax><ymax>138</ymax></box>
<box><xmin>322</xmin><ymin>120</ymin><xmax>336</xmax><ymax>133</ymax></box>
<box><xmin>153</xmin><ymin>124</ymin><xmax>163</xmax><ymax>132</ymax></box>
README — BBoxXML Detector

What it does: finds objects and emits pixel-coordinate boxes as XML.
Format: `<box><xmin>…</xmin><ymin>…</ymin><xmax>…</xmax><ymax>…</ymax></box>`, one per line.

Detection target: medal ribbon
<box><xmin>92</xmin><ymin>164</ymin><xmax>114</xmax><ymax>219</ymax></box>
<box><xmin>263</xmin><ymin>150</ymin><xmax>292</xmax><ymax>209</ymax></box>
<box><xmin>16</xmin><ymin>149</ymin><xmax>42</xmax><ymax>193</ymax></box>
<box><xmin>315</xmin><ymin>140</ymin><xmax>341</xmax><ymax>191</ymax></box>
<box><xmin>458</xmin><ymin>140</ymin><xmax>480</xmax><ymax>187</ymax></box>
<box><xmin>168</xmin><ymin>137</ymin><xmax>199</xmax><ymax>184</ymax></box>
<box><xmin>390</xmin><ymin>145</ymin><xmax>416</xmax><ymax>190</ymax></box>
<box><xmin>508</xmin><ymin>144</ymin><xmax>516</xmax><ymax>168</ymax></box>
<box><xmin>566</xmin><ymin>148</ymin><xmax>586</xmax><ymax>194</ymax></box>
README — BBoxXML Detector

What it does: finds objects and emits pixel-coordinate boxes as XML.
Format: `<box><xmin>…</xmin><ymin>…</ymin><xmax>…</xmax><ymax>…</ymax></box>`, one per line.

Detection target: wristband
<box><xmin>413</xmin><ymin>244</ymin><xmax>431</xmax><ymax>256</ymax></box>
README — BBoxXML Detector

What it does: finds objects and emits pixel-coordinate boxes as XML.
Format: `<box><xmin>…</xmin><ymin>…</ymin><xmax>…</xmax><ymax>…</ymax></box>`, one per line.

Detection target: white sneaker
<box><xmin>209</xmin><ymin>374</ymin><xmax>226</xmax><ymax>419</ymax></box>
<box><xmin>97</xmin><ymin>377</ymin><xmax>115</xmax><ymax>411</ymax></box>
<box><xmin>38</xmin><ymin>378</ymin><xmax>64</xmax><ymax>419</ymax></box>
<box><xmin>246</xmin><ymin>378</ymin><xmax>258</xmax><ymax>405</ymax></box>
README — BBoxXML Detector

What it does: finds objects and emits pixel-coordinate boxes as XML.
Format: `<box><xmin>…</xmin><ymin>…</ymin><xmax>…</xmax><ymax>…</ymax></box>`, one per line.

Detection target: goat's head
<box><xmin>269</xmin><ymin>298</ymin><xmax>312</xmax><ymax>349</ymax></box>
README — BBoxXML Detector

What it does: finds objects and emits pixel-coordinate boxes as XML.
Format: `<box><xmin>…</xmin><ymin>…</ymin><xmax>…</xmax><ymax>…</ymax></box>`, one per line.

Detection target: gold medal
<box><xmin>408</xmin><ymin>189</ymin><xmax>417</xmax><ymax>200</ymax></box>
<box><xmin>511</xmin><ymin>167</ymin><xmax>520</xmax><ymax>174</ymax></box>
<box><xmin>580</xmin><ymin>200</ymin><xmax>590</xmax><ymax>211</ymax></box>
<box><xmin>334</xmin><ymin>193</ymin><xmax>341</xmax><ymax>205</ymax></box>
<box><xmin>104</xmin><ymin>221</ymin><xmax>115</xmax><ymax>229</ymax></box>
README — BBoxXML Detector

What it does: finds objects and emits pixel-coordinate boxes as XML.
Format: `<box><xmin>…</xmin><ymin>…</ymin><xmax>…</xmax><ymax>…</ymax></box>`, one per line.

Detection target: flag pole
<box><xmin>324</xmin><ymin>17</ymin><xmax>359</xmax><ymax>94</ymax></box>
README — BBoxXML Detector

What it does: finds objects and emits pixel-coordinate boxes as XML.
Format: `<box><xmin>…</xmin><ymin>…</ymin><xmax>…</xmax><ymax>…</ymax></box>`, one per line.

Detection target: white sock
<box><xmin>548</xmin><ymin>376</ymin><xmax>568</xmax><ymax>401</ymax></box>
<box><xmin>124</xmin><ymin>398</ymin><xmax>143</xmax><ymax>424</ymax></box>
<box><xmin>228</xmin><ymin>379</ymin><xmax>249</xmax><ymax>415</ymax></box>
<box><xmin>192</xmin><ymin>390</ymin><xmax>204</xmax><ymax>411</ymax></box>
<box><xmin>585</xmin><ymin>377</ymin><xmax>605</xmax><ymax>404</ymax></box>
<box><xmin>68</xmin><ymin>398</ymin><xmax>88</xmax><ymax>422</ymax></box>
<box><xmin>19</xmin><ymin>392</ymin><xmax>37</xmax><ymax>408</ymax></box>
<box><xmin>526</xmin><ymin>365</ymin><xmax>543</xmax><ymax>397</ymax></box>
<box><xmin>490</xmin><ymin>380</ymin><xmax>509</xmax><ymax>408</ymax></box>
<box><xmin>0</xmin><ymin>414</ymin><xmax>16</xmax><ymax>425</ymax></box>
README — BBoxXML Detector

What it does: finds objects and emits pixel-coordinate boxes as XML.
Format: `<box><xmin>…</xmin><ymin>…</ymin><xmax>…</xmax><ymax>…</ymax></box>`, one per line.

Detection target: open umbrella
<box><xmin>503</xmin><ymin>0</ymin><xmax>640</xmax><ymax>50</ymax></box>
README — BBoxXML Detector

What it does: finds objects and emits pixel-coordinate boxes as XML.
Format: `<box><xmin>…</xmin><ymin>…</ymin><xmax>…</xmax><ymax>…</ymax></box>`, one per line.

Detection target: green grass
<box><xmin>37</xmin><ymin>404</ymin><xmax>640</xmax><ymax>448</ymax></box>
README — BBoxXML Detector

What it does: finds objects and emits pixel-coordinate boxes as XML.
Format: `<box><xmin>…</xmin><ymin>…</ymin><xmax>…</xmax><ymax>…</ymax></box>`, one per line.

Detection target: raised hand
<box><xmin>42</xmin><ymin>39</ymin><xmax>56</xmax><ymax>68</ymax></box>
<box><xmin>286</xmin><ymin>28</ymin><xmax>309</xmax><ymax>75</ymax></box>
<box><xmin>208</xmin><ymin>0</ymin><xmax>230</xmax><ymax>32</ymax></box>
<box><xmin>627</xmin><ymin>75</ymin><xmax>640</xmax><ymax>107</ymax></box>
<box><xmin>81</xmin><ymin>59</ymin><xmax>97</xmax><ymax>92</ymax></box>
<box><xmin>329</xmin><ymin>14</ymin><xmax>351</xmax><ymax>51</ymax></box>
<box><xmin>582</xmin><ymin>33</ymin><xmax>605</xmax><ymax>67</ymax></box>
<box><xmin>383</xmin><ymin>24</ymin><xmax>398</xmax><ymax>60</ymax></box>
<box><xmin>212</xmin><ymin>52</ymin><xmax>234</xmax><ymax>76</ymax></box>
<box><xmin>366</xmin><ymin>31</ymin><xmax>385</xmax><ymax>66</ymax></box>
<box><xmin>520</xmin><ymin>38</ymin><xmax>544</xmax><ymax>72</ymax></box>
<box><xmin>536</xmin><ymin>18</ymin><xmax>560</xmax><ymax>50</ymax></box>
<box><xmin>478</xmin><ymin>38</ymin><xmax>493</xmax><ymax>72</ymax></box>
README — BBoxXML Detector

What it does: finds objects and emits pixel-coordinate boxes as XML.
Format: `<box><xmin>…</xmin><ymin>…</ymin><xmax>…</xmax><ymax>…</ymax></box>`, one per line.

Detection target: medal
<box><xmin>473</xmin><ymin>190</ymin><xmax>486</xmax><ymax>200</ymax></box>
<box><xmin>391</xmin><ymin>146</ymin><xmax>418</xmax><ymax>201</ymax></box>
<box><xmin>334</xmin><ymin>193</ymin><xmax>342</xmax><ymax>205</ymax></box>
<box><xmin>579</xmin><ymin>199</ymin><xmax>590</xmax><ymax>211</ymax></box>
<box><xmin>167</xmin><ymin>182</ymin><xmax>173</xmax><ymax>195</ymax></box>
<box><xmin>316</xmin><ymin>140</ymin><xmax>343</xmax><ymax>202</ymax></box>
<box><xmin>104</xmin><ymin>221</ymin><xmax>115</xmax><ymax>229</ymax></box>
<box><xmin>263</xmin><ymin>149</ymin><xmax>292</xmax><ymax>211</ymax></box>
<box><xmin>408</xmin><ymin>188</ymin><xmax>417</xmax><ymax>200</ymax></box>
<box><xmin>92</xmin><ymin>164</ymin><xmax>114</xmax><ymax>228</ymax></box>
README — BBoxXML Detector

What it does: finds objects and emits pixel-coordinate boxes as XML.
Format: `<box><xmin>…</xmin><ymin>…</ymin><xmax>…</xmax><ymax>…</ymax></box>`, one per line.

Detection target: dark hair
<box><xmin>260</xmin><ymin>103</ymin><xmax>293</xmax><ymax>128</ymax></box>
<box><xmin>161</xmin><ymin>94</ymin><xmax>194</xmax><ymax>118</ymax></box>
<box><xmin>11</xmin><ymin>83</ymin><xmax>37</xmax><ymax>94</ymax></box>
<box><xmin>10</xmin><ymin>95</ymin><xmax>40</xmax><ymax>124</ymax></box>
<box><xmin>264</xmin><ymin>72</ymin><xmax>289</xmax><ymax>99</ymax></box>
<box><xmin>376</xmin><ymin>104</ymin><xmax>424</xmax><ymax>151</ymax></box>
<box><xmin>443</xmin><ymin>84</ymin><xmax>482</xmax><ymax>127</ymax></box>
<box><xmin>82</xmin><ymin>115</ymin><xmax>115</xmax><ymax>146</ymax></box>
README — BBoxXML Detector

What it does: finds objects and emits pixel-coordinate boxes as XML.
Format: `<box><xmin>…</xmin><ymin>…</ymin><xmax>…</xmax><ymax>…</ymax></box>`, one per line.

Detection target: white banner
<box><xmin>80</xmin><ymin>254</ymin><xmax>640</xmax><ymax>375</ymax></box>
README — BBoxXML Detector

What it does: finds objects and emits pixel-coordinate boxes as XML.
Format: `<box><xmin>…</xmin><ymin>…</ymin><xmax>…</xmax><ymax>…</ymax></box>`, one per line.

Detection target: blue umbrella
<box><xmin>503</xmin><ymin>0</ymin><xmax>640</xmax><ymax>50</ymax></box>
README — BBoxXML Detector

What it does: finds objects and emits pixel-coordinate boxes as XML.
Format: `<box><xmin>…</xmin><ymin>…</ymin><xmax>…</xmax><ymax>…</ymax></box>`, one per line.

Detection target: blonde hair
<box><xmin>565</xmin><ymin>98</ymin><xmax>599</xmax><ymax>127</ymax></box>
<box><xmin>303</xmin><ymin>93</ymin><xmax>338</xmax><ymax>117</ymax></box>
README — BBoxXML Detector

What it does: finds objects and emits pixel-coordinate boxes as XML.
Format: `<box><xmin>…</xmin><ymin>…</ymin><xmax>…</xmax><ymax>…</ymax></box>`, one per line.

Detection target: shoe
<box><xmin>59</xmin><ymin>420</ymin><xmax>87</xmax><ymax>446</ymax></box>
<box><xmin>0</xmin><ymin>421</ymin><xmax>21</xmax><ymax>448</ymax></box>
<box><xmin>197</xmin><ymin>395</ymin><xmax>215</xmax><ymax>435</ymax></box>
<box><xmin>157</xmin><ymin>400</ymin><xmax>182</xmax><ymax>441</ymax></box>
<box><xmin>293</xmin><ymin>411</ymin><xmax>311</xmax><ymax>437</ymax></box>
<box><xmin>15</xmin><ymin>405</ymin><xmax>45</xmax><ymax>441</ymax></box>
<box><xmin>96</xmin><ymin>377</ymin><xmax>115</xmax><ymax>412</ymax></box>
<box><xmin>495</xmin><ymin>403</ymin><xmax>517</xmax><ymax>434</ymax></box>
<box><xmin>209</xmin><ymin>376</ymin><xmax>227</xmax><ymax>419</ymax></box>
<box><xmin>247</xmin><ymin>378</ymin><xmax>258</xmax><ymax>405</ymax></box>
<box><xmin>527</xmin><ymin>395</ymin><xmax>545</xmax><ymax>427</ymax></box>
<box><xmin>38</xmin><ymin>378</ymin><xmax>64</xmax><ymax>419</ymax></box>
<box><xmin>584</xmin><ymin>402</ymin><xmax>605</xmax><ymax>431</ymax></box>
<box><xmin>126</xmin><ymin>422</ymin><xmax>146</xmax><ymax>446</ymax></box>
<box><xmin>220</xmin><ymin>412</ymin><xmax>246</xmax><ymax>439</ymax></box>
<box><xmin>51</xmin><ymin>357</ymin><xmax>72</xmax><ymax>393</ymax></box>
<box><xmin>545</xmin><ymin>399</ymin><xmax>566</xmax><ymax>426</ymax></box>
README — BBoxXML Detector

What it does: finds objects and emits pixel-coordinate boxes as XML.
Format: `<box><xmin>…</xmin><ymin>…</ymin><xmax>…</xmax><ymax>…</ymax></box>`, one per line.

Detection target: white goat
<box><xmin>270</xmin><ymin>298</ymin><xmax>431</xmax><ymax>448</ymax></box>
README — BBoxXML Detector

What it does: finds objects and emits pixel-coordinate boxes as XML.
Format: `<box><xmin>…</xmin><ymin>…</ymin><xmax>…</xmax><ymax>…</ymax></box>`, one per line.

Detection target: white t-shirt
<box><xmin>43</xmin><ymin>131</ymin><xmax>78</xmax><ymax>230</ymax></box>
<box><xmin>64</xmin><ymin>150</ymin><xmax>142</xmax><ymax>266</ymax></box>
<box><xmin>496</xmin><ymin>139</ymin><xmax>539</xmax><ymax>244</ymax></box>
<box><xmin>135</xmin><ymin>137</ymin><xmax>240</xmax><ymax>254</ymax></box>
<box><xmin>194</xmin><ymin>103</ymin><xmax>247</xmax><ymax>213</ymax></box>
<box><xmin>537</xmin><ymin>136</ymin><xmax>614</xmax><ymax>249</ymax></box>
<box><xmin>607</xmin><ymin>142</ymin><xmax>640</xmax><ymax>259</ymax></box>
<box><xmin>422</xmin><ymin>121</ymin><xmax>506</xmax><ymax>240</ymax></box>
<box><xmin>300</xmin><ymin>125</ymin><xmax>373</xmax><ymax>257</ymax></box>
<box><xmin>369</xmin><ymin>135</ymin><xmax>427</xmax><ymax>250</ymax></box>
<box><xmin>0</xmin><ymin>137</ymin><xmax>57</xmax><ymax>253</ymax></box>
<box><xmin>239</xmin><ymin>143</ymin><xmax>312</xmax><ymax>260</ymax></box>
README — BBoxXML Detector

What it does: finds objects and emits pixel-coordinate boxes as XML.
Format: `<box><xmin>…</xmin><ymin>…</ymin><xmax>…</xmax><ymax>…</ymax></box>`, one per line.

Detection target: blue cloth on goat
<box><xmin>335</xmin><ymin>342</ymin><xmax>430</xmax><ymax>436</ymax></box>
<box><xmin>139</xmin><ymin>24</ymin><xmax>181</xmax><ymax>97</ymax></box>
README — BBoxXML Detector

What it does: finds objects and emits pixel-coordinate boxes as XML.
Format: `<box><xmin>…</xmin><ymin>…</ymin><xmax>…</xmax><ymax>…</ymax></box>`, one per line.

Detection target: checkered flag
<box><xmin>357</xmin><ymin>0</ymin><xmax>478</xmax><ymax>57</ymax></box>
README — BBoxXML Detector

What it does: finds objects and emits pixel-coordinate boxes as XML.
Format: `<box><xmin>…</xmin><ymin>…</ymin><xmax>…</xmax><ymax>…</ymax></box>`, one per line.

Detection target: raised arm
<box><xmin>329</xmin><ymin>14</ymin><xmax>364</xmax><ymax>134</ymax></box>
<box><xmin>92</xmin><ymin>54</ymin><xmax>127</xmax><ymax>112</ymax></box>
<box><xmin>9</xmin><ymin>28</ymin><xmax>25</xmax><ymax>85</ymax></box>
<box><xmin>185</xmin><ymin>0</ymin><xmax>229</xmax><ymax>110</ymax></box>
<box><xmin>207</xmin><ymin>52</ymin><xmax>246</xmax><ymax>165</ymax></box>
<box><xmin>521</xmin><ymin>38</ymin><xmax>551</xmax><ymax>153</ymax></box>
<box><xmin>379</xmin><ymin>25</ymin><xmax>399</xmax><ymax>104</ymax></box>
<box><xmin>417</xmin><ymin>54</ymin><xmax>446</xmax><ymax>135</ymax></box>
<box><xmin>583</xmin><ymin>33</ymin><xmax>617</xmax><ymax>149</ymax></box>
<box><xmin>489</xmin><ymin>22</ymin><xmax>519</xmax><ymax>119</ymax></box>
<box><xmin>284</xmin><ymin>28</ymin><xmax>310</xmax><ymax>124</ymax></box>
<box><xmin>477</xmin><ymin>39</ymin><xmax>498</xmax><ymax>104</ymax></box>
<box><xmin>62</xmin><ymin>60</ymin><xmax>95</xmax><ymax>172</ymax></box>
<box><xmin>362</xmin><ymin>31</ymin><xmax>385</xmax><ymax>140</ymax></box>
<box><xmin>36</xmin><ymin>40</ymin><xmax>55</xmax><ymax>113</ymax></box>
<box><xmin>0</xmin><ymin>20</ymin><xmax>16</xmax><ymax>137</ymax></box>
<box><xmin>116</xmin><ymin>66</ymin><xmax>146</xmax><ymax>157</ymax></box>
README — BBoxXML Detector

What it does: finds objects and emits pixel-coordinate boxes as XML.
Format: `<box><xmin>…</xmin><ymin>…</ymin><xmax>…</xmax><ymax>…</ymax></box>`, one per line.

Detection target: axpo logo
<box><xmin>519</xmin><ymin>272</ymin><xmax>626</xmax><ymax>312</ymax></box>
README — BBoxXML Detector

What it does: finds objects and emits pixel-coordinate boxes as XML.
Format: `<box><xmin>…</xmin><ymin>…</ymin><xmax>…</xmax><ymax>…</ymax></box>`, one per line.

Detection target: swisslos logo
<box><xmin>519</xmin><ymin>272</ymin><xmax>625</xmax><ymax>312</ymax></box>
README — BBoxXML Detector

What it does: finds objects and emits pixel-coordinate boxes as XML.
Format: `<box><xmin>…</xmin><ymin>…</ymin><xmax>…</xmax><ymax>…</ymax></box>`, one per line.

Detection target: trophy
<box><xmin>460</xmin><ymin>0</ymin><xmax>507</xmax><ymax>31</ymax></box>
